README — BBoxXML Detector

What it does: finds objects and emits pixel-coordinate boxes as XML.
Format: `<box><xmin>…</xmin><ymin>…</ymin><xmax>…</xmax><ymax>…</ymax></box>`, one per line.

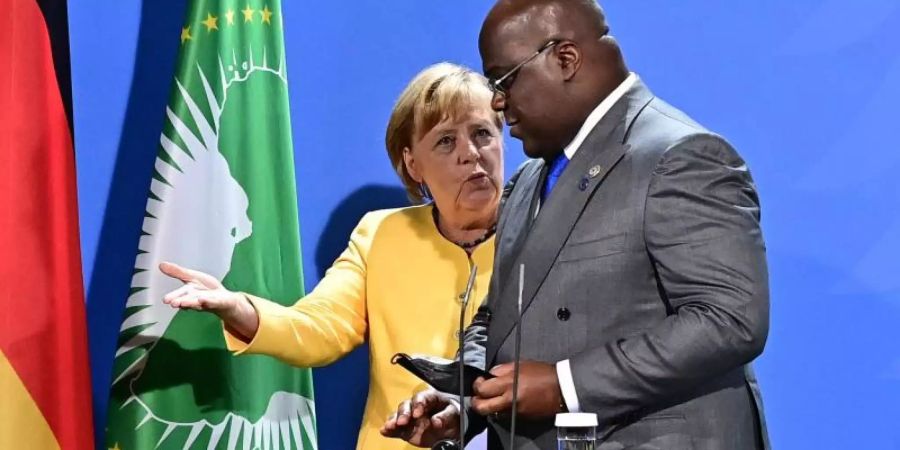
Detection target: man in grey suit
<box><xmin>382</xmin><ymin>1</ymin><xmax>770</xmax><ymax>448</ymax></box>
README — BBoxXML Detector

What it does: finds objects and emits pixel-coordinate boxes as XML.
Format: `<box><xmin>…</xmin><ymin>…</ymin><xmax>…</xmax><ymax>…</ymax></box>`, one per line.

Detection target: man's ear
<box><xmin>403</xmin><ymin>147</ymin><xmax>423</xmax><ymax>183</ymax></box>
<box><xmin>556</xmin><ymin>41</ymin><xmax>581</xmax><ymax>82</ymax></box>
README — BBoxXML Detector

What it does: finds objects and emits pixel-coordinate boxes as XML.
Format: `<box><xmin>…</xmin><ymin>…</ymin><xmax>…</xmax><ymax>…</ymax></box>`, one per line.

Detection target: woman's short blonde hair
<box><xmin>385</xmin><ymin>62</ymin><xmax>503</xmax><ymax>204</ymax></box>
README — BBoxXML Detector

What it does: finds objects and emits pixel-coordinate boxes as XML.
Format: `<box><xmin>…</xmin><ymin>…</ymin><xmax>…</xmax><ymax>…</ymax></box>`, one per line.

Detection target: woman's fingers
<box><xmin>159</xmin><ymin>262</ymin><xmax>223</xmax><ymax>289</ymax></box>
<box><xmin>160</xmin><ymin>261</ymin><xmax>232</xmax><ymax>314</ymax></box>
<box><xmin>172</xmin><ymin>292</ymin><xmax>235</xmax><ymax>312</ymax></box>
<box><xmin>162</xmin><ymin>283</ymin><xmax>200</xmax><ymax>304</ymax></box>
<box><xmin>167</xmin><ymin>291</ymin><xmax>203</xmax><ymax>310</ymax></box>
<box><xmin>159</xmin><ymin>262</ymin><xmax>193</xmax><ymax>282</ymax></box>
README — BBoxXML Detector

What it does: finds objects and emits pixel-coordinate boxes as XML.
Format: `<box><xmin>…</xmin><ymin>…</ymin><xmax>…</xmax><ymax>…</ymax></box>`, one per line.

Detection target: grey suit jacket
<box><xmin>462</xmin><ymin>79</ymin><xmax>770</xmax><ymax>450</ymax></box>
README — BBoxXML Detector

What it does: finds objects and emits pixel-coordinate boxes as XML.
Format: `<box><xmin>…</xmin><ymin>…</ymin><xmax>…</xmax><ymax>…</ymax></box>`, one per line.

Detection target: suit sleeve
<box><xmin>222</xmin><ymin>213</ymin><xmax>374</xmax><ymax>367</ymax></box>
<box><xmin>568</xmin><ymin>133</ymin><xmax>769</xmax><ymax>422</ymax></box>
<box><xmin>461</xmin><ymin>161</ymin><xmax>533</xmax><ymax>441</ymax></box>
<box><xmin>460</xmin><ymin>304</ymin><xmax>490</xmax><ymax>442</ymax></box>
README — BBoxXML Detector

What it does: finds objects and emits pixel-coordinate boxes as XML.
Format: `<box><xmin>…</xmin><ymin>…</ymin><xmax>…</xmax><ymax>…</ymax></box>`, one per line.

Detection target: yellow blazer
<box><xmin>225</xmin><ymin>205</ymin><xmax>494</xmax><ymax>450</ymax></box>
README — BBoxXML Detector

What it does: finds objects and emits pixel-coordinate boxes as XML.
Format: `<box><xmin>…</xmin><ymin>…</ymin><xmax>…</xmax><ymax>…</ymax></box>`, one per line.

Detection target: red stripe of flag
<box><xmin>0</xmin><ymin>0</ymin><xmax>95</xmax><ymax>449</ymax></box>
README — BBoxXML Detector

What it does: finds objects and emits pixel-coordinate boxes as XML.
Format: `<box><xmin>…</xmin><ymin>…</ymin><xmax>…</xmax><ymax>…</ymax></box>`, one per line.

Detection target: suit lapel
<box><xmin>493</xmin><ymin>161</ymin><xmax>544</xmax><ymax>292</ymax></box>
<box><xmin>486</xmin><ymin>81</ymin><xmax>655</xmax><ymax>366</ymax></box>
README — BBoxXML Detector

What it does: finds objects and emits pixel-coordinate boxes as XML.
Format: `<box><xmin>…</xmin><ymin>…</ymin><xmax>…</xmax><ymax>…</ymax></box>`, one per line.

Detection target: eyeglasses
<box><xmin>487</xmin><ymin>40</ymin><xmax>559</xmax><ymax>97</ymax></box>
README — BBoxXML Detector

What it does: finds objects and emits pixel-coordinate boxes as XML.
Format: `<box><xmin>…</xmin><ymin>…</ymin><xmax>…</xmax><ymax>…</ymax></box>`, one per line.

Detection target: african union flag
<box><xmin>105</xmin><ymin>1</ymin><xmax>317</xmax><ymax>449</ymax></box>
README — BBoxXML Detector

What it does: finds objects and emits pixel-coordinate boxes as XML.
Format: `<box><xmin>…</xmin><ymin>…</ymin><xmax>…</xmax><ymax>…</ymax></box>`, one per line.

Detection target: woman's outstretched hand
<box><xmin>159</xmin><ymin>261</ymin><xmax>260</xmax><ymax>341</ymax></box>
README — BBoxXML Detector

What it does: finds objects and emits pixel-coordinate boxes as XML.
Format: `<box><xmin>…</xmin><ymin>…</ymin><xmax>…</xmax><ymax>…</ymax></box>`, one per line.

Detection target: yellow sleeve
<box><xmin>223</xmin><ymin>212</ymin><xmax>377</xmax><ymax>367</ymax></box>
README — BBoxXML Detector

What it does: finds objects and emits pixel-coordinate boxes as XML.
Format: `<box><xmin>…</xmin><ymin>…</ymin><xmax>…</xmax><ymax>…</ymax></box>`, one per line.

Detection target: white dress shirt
<box><xmin>554</xmin><ymin>72</ymin><xmax>638</xmax><ymax>413</ymax></box>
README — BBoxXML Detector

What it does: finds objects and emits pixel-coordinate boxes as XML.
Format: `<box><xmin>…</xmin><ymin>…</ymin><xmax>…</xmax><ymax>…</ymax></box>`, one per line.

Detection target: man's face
<box><xmin>481</xmin><ymin>30</ymin><xmax>566</xmax><ymax>160</ymax></box>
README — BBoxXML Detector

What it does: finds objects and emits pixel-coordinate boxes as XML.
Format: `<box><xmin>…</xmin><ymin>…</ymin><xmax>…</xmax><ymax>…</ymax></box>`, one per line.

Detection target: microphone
<box><xmin>458</xmin><ymin>265</ymin><xmax>478</xmax><ymax>447</ymax></box>
<box><xmin>509</xmin><ymin>263</ymin><xmax>525</xmax><ymax>448</ymax></box>
<box><xmin>432</xmin><ymin>265</ymin><xmax>478</xmax><ymax>450</ymax></box>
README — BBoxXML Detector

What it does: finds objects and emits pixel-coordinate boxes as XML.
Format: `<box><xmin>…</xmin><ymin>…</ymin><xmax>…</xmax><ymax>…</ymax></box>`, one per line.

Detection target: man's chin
<box><xmin>522</xmin><ymin>143</ymin><xmax>549</xmax><ymax>160</ymax></box>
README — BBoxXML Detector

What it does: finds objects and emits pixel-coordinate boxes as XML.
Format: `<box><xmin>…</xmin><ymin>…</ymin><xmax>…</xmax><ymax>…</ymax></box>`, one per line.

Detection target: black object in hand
<box><xmin>431</xmin><ymin>439</ymin><xmax>461</xmax><ymax>450</ymax></box>
<box><xmin>391</xmin><ymin>353</ymin><xmax>494</xmax><ymax>397</ymax></box>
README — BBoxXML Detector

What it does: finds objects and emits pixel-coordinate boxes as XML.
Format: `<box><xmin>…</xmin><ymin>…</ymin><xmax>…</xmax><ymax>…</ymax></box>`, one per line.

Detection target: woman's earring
<box><xmin>419</xmin><ymin>183</ymin><xmax>432</xmax><ymax>201</ymax></box>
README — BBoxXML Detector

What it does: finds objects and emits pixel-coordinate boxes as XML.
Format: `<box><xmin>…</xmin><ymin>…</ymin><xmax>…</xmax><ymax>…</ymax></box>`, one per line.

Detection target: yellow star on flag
<box><xmin>260</xmin><ymin>5</ymin><xmax>273</xmax><ymax>24</ymax></box>
<box><xmin>202</xmin><ymin>13</ymin><xmax>218</xmax><ymax>32</ymax></box>
<box><xmin>180</xmin><ymin>26</ymin><xmax>192</xmax><ymax>44</ymax></box>
<box><xmin>242</xmin><ymin>5</ymin><xmax>255</xmax><ymax>22</ymax></box>
<box><xmin>225</xmin><ymin>9</ymin><xmax>236</xmax><ymax>25</ymax></box>
<box><xmin>109</xmin><ymin>443</ymin><xmax>122</xmax><ymax>450</ymax></box>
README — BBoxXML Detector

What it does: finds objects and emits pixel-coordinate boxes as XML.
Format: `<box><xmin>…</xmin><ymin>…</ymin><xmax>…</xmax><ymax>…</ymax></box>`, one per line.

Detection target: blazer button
<box><xmin>578</xmin><ymin>177</ymin><xmax>589</xmax><ymax>191</ymax></box>
<box><xmin>557</xmin><ymin>307</ymin><xmax>571</xmax><ymax>321</ymax></box>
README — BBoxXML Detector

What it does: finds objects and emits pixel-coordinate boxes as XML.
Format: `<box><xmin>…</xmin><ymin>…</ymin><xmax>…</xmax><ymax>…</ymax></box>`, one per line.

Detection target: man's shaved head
<box><xmin>480</xmin><ymin>0</ymin><xmax>608</xmax><ymax>55</ymax></box>
<box><xmin>478</xmin><ymin>0</ymin><xmax>628</xmax><ymax>160</ymax></box>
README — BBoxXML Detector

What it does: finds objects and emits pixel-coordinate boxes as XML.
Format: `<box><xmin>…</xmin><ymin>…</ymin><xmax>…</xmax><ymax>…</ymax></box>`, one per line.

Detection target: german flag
<box><xmin>0</xmin><ymin>0</ymin><xmax>95</xmax><ymax>448</ymax></box>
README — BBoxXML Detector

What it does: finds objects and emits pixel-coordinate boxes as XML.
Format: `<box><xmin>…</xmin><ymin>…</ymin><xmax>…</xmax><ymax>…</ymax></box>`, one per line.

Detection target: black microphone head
<box><xmin>432</xmin><ymin>439</ymin><xmax>461</xmax><ymax>450</ymax></box>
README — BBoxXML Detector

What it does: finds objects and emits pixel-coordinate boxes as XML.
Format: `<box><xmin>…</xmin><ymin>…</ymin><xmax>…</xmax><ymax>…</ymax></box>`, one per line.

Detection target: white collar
<box><xmin>562</xmin><ymin>72</ymin><xmax>638</xmax><ymax>160</ymax></box>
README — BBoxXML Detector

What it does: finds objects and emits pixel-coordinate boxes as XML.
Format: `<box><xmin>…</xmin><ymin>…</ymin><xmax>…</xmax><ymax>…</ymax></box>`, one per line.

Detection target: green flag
<box><xmin>106</xmin><ymin>1</ymin><xmax>317</xmax><ymax>449</ymax></box>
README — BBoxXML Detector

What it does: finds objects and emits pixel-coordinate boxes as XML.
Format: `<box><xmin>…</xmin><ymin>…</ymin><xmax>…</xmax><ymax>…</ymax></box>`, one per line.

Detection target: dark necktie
<box><xmin>541</xmin><ymin>153</ymin><xmax>570</xmax><ymax>202</ymax></box>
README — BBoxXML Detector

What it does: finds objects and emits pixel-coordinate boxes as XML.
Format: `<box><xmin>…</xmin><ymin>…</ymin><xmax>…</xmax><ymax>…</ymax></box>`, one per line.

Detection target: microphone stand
<box><xmin>459</xmin><ymin>265</ymin><xmax>478</xmax><ymax>448</ymax></box>
<box><xmin>433</xmin><ymin>265</ymin><xmax>478</xmax><ymax>450</ymax></box>
<box><xmin>509</xmin><ymin>264</ymin><xmax>524</xmax><ymax>448</ymax></box>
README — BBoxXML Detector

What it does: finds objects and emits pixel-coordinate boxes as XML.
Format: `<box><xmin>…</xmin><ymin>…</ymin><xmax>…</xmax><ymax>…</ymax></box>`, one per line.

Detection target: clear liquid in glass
<box><xmin>557</xmin><ymin>437</ymin><xmax>595</xmax><ymax>450</ymax></box>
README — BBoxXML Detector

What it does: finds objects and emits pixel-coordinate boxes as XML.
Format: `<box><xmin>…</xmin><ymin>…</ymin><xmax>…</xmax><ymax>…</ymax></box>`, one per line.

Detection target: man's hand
<box><xmin>380</xmin><ymin>389</ymin><xmax>460</xmax><ymax>447</ymax></box>
<box><xmin>472</xmin><ymin>360</ymin><xmax>562</xmax><ymax>419</ymax></box>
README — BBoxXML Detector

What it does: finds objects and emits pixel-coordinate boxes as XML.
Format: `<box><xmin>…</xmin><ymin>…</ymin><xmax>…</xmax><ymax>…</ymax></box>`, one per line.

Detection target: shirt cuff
<box><xmin>556</xmin><ymin>359</ymin><xmax>581</xmax><ymax>412</ymax></box>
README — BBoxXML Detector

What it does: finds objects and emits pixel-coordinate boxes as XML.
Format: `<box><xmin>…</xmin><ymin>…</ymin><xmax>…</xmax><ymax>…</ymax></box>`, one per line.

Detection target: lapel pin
<box><xmin>588</xmin><ymin>165</ymin><xmax>603</xmax><ymax>178</ymax></box>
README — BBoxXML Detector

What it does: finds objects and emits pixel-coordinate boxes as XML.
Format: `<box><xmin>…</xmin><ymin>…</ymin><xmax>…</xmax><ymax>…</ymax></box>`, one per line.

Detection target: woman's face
<box><xmin>404</xmin><ymin>106</ymin><xmax>504</xmax><ymax>218</ymax></box>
